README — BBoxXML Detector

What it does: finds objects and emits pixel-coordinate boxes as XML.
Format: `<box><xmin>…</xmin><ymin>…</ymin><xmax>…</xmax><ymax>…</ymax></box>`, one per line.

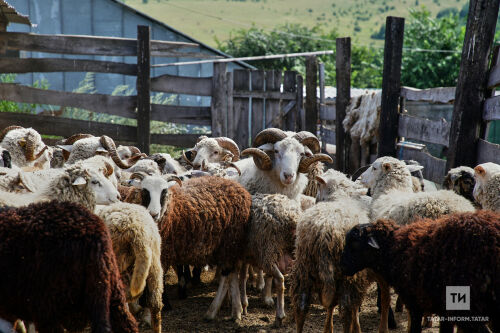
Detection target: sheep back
<box><xmin>160</xmin><ymin>176</ymin><xmax>251</xmax><ymax>269</ymax></box>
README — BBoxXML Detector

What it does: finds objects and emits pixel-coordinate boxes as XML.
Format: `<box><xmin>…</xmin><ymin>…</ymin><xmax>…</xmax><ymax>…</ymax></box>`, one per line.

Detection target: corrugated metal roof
<box><xmin>108</xmin><ymin>0</ymin><xmax>254</xmax><ymax>70</ymax></box>
<box><xmin>0</xmin><ymin>0</ymin><xmax>30</xmax><ymax>26</ymax></box>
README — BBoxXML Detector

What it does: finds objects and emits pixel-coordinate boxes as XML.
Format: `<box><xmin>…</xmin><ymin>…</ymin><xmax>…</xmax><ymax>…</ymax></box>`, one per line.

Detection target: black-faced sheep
<box><xmin>0</xmin><ymin>201</ymin><xmax>138</xmax><ymax>333</ymax></box>
<box><xmin>341</xmin><ymin>211</ymin><xmax>500</xmax><ymax>333</ymax></box>
<box><xmin>443</xmin><ymin>166</ymin><xmax>476</xmax><ymax>202</ymax></box>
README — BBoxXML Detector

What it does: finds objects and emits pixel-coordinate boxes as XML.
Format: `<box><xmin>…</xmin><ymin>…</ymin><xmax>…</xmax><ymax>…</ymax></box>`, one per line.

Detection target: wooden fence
<box><xmin>0</xmin><ymin>26</ymin><xmax>306</xmax><ymax>153</ymax></box>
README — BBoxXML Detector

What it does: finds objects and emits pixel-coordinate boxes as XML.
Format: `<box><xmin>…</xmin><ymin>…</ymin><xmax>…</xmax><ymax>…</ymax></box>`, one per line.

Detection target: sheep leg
<box><xmin>422</xmin><ymin>312</ymin><xmax>433</xmax><ymax>328</ymax></box>
<box><xmin>377</xmin><ymin>280</ymin><xmax>393</xmax><ymax>333</ymax></box>
<box><xmin>256</xmin><ymin>269</ymin><xmax>265</xmax><ymax>292</ymax></box>
<box><xmin>271</xmin><ymin>264</ymin><xmax>286</xmax><ymax>326</ymax></box>
<box><xmin>294</xmin><ymin>291</ymin><xmax>310</xmax><ymax>333</ymax></box>
<box><xmin>320</xmin><ymin>287</ymin><xmax>336</xmax><ymax>333</ymax></box>
<box><xmin>175</xmin><ymin>265</ymin><xmax>188</xmax><ymax>299</ymax></box>
<box><xmin>323</xmin><ymin>306</ymin><xmax>334</xmax><ymax>333</ymax></box>
<box><xmin>229</xmin><ymin>270</ymin><xmax>243</xmax><ymax>321</ymax></box>
<box><xmin>151</xmin><ymin>308</ymin><xmax>161</xmax><ymax>333</ymax></box>
<box><xmin>239</xmin><ymin>263</ymin><xmax>249</xmax><ymax>315</ymax></box>
<box><xmin>262</xmin><ymin>276</ymin><xmax>274</xmax><ymax>307</ymax></box>
<box><xmin>407</xmin><ymin>308</ymin><xmax>423</xmax><ymax>333</ymax></box>
<box><xmin>204</xmin><ymin>274</ymin><xmax>229</xmax><ymax>321</ymax></box>
<box><xmin>247</xmin><ymin>265</ymin><xmax>256</xmax><ymax>288</ymax></box>
<box><xmin>395</xmin><ymin>295</ymin><xmax>404</xmax><ymax>312</ymax></box>
<box><xmin>191</xmin><ymin>266</ymin><xmax>202</xmax><ymax>286</ymax></box>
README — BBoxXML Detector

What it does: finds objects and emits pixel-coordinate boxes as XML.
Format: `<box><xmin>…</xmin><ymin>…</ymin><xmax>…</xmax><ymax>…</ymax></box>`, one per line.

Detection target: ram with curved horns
<box><xmin>0</xmin><ymin>126</ymin><xmax>51</xmax><ymax>169</ymax></box>
<box><xmin>182</xmin><ymin>136</ymin><xmax>241</xmax><ymax>172</ymax></box>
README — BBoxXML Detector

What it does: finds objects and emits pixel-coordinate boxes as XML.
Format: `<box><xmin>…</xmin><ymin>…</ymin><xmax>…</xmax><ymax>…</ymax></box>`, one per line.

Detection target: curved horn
<box><xmin>351</xmin><ymin>165</ymin><xmax>371</xmax><ymax>181</ymax></box>
<box><xmin>103</xmin><ymin>162</ymin><xmax>114</xmax><ymax>178</ymax></box>
<box><xmin>298</xmin><ymin>154</ymin><xmax>333</xmax><ymax>173</ymax></box>
<box><xmin>0</xmin><ymin>125</ymin><xmax>23</xmax><ymax>143</ymax></box>
<box><xmin>24</xmin><ymin>132</ymin><xmax>47</xmax><ymax>162</ymax></box>
<box><xmin>130</xmin><ymin>172</ymin><xmax>145</xmax><ymax>181</ymax></box>
<box><xmin>166</xmin><ymin>175</ymin><xmax>182</xmax><ymax>187</ymax></box>
<box><xmin>182</xmin><ymin>150</ymin><xmax>195</xmax><ymax>166</ymax></box>
<box><xmin>293</xmin><ymin>131</ymin><xmax>321</xmax><ymax>154</ymax></box>
<box><xmin>128</xmin><ymin>146</ymin><xmax>142</xmax><ymax>155</ymax></box>
<box><xmin>62</xmin><ymin>133</ymin><xmax>94</xmax><ymax>160</ymax></box>
<box><xmin>215</xmin><ymin>137</ymin><xmax>240</xmax><ymax>162</ymax></box>
<box><xmin>228</xmin><ymin>162</ymin><xmax>242</xmax><ymax>176</ymax></box>
<box><xmin>99</xmin><ymin>135</ymin><xmax>138</xmax><ymax>169</ymax></box>
<box><xmin>252</xmin><ymin>128</ymin><xmax>288</xmax><ymax>148</ymax></box>
<box><xmin>241</xmin><ymin>148</ymin><xmax>273</xmax><ymax>171</ymax></box>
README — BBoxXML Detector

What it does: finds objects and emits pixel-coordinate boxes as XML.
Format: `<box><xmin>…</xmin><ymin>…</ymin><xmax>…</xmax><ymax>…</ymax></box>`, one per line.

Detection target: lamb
<box><xmin>0</xmin><ymin>126</ymin><xmax>50</xmax><ymax>169</ymax></box>
<box><xmin>147</xmin><ymin>153</ymin><xmax>187</xmax><ymax>175</ymax></box>
<box><xmin>157</xmin><ymin>176</ymin><xmax>252</xmax><ymax>321</ymax></box>
<box><xmin>340</xmin><ymin>211</ymin><xmax>500</xmax><ymax>333</ymax></box>
<box><xmin>95</xmin><ymin>202</ymin><xmax>163</xmax><ymax>333</ymax></box>
<box><xmin>360</xmin><ymin>156</ymin><xmax>476</xmax><ymax>223</ymax></box>
<box><xmin>443</xmin><ymin>166</ymin><xmax>476</xmax><ymax>202</ymax></box>
<box><xmin>239</xmin><ymin>193</ymin><xmax>301</xmax><ymax>325</ymax></box>
<box><xmin>473</xmin><ymin>162</ymin><xmax>500</xmax><ymax>212</ymax></box>
<box><xmin>0</xmin><ymin>200</ymin><xmax>138</xmax><ymax>333</ymax></box>
<box><xmin>0</xmin><ymin>159</ymin><xmax>120</xmax><ymax>211</ymax></box>
<box><xmin>290</xmin><ymin>196</ymin><xmax>373</xmax><ymax>333</ymax></box>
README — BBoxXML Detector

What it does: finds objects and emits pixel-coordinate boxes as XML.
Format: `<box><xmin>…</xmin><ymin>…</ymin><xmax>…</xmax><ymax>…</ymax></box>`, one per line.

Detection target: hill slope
<box><xmin>123</xmin><ymin>0</ymin><xmax>468</xmax><ymax>47</ymax></box>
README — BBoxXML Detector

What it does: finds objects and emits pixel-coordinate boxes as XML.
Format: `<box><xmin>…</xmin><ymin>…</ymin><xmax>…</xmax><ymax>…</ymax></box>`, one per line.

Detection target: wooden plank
<box><xmin>283</xmin><ymin>71</ymin><xmax>297</xmax><ymax>131</ymax></box>
<box><xmin>477</xmin><ymin>138</ymin><xmax>500</xmax><ymax>164</ymax></box>
<box><xmin>0</xmin><ymin>83</ymin><xmax>136</xmax><ymax>118</ymax></box>
<box><xmin>150</xmin><ymin>74</ymin><xmax>212</xmax><ymax>96</ymax></box>
<box><xmin>151</xmin><ymin>133</ymin><xmax>201</xmax><ymax>148</ymax></box>
<box><xmin>136</xmin><ymin>25</ymin><xmax>151</xmax><ymax>154</ymax></box>
<box><xmin>447</xmin><ymin>0</ymin><xmax>500</xmax><ymax>169</ymax></box>
<box><xmin>379</xmin><ymin>16</ymin><xmax>405</xmax><ymax>158</ymax></box>
<box><xmin>233</xmin><ymin>70</ymin><xmax>250</xmax><ymax>148</ymax></box>
<box><xmin>487</xmin><ymin>63</ymin><xmax>500</xmax><ymax>89</ymax></box>
<box><xmin>265</xmin><ymin>71</ymin><xmax>283</xmax><ymax>129</ymax></box>
<box><xmin>251</xmin><ymin>70</ymin><xmax>265</xmax><ymax>140</ymax></box>
<box><xmin>226</xmin><ymin>71</ymin><xmax>235</xmax><ymax>139</ymax></box>
<box><xmin>399</xmin><ymin>147</ymin><xmax>447</xmax><ymax>184</ymax></box>
<box><xmin>336</xmin><ymin>37</ymin><xmax>351</xmax><ymax>173</ymax></box>
<box><xmin>321</xmin><ymin>127</ymin><xmax>336</xmax><ymax>145</ymax></box>
<box><xmin>232</xmin><ymin>90</ymin><xmax>295</xmax><ymax>100</ymax></box>
<box><xmin>151</xmin><ymin>104</ymin><xmax>211</xmax><ymax>125</ymax></box>
<box><xmin>0</xmin><ymin>31</ymin><xmax>197</xmax><ymax>56</ymax></box>
<box><xmin>305</xmin><ymin>56</ymin><xmax>318</xmax><ymax>134</ymax></box>
<box><xmin>483</xmin><ymin>95</ymin><xmax>500</xmax><ymax>121</ymax></box>
<box><xmin>400</xmin><ymin>86</ymin><xmax>456</xmax><ymax>103</ymax></box>
<box><xmin>297</xmin><ymin>75</ymin><xmax>305</xmax><ymax>130</ymax></box>
<box><xmin>211</xmin><ymin>62</ymin><xmax>228</xmax><ymax>137</ymax></box>
<box><xmin>320</xmin><ymin>103</ymin><xmax>336</xmax><ymax>121</ymax></box>
<box><xmin>398</xmin><ymin>114</ymin><xmax>450</xmax><ymax>146</ymax></box>
<box><xmin>482</xmin><ymin>45</ymin><xmax>500</xmax><ymax>139</ymax></box>
<box><xmin>0</xmin><ymin>112</ymin><xmax>136</xmax><ymax>142</ymax></box>
<box><xmin>0</xmin><ymin>57</ymin><xmax>137</xmax><ymax>75</ymax></box>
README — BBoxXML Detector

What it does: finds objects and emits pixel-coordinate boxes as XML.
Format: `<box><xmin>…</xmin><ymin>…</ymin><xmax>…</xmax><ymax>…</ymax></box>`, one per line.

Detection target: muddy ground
<box><xmin>139</xmin><ymin>268</ymin><xmax>440</xmax><ymax>333</ymax></box>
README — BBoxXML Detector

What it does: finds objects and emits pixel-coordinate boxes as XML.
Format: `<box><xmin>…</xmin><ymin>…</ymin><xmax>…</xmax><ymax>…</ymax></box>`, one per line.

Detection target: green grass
<box><xmin>123</xmin><ymin>0</ymin><xmax>468</xmax><ymax>48</ymax></box>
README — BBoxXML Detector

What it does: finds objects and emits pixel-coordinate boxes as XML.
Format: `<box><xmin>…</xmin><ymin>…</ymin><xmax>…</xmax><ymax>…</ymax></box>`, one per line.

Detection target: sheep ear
<box><xmin>316</xmin><ymin>176</ymin><xmax>326</xmax><ymax>185</ymax></box>
<box><xmin>57</xmin><ymin>145</ymin><xmax>73</xmax><ymax>153</ymax></box>
<box><xmin>72</xmin><ymin>176</ymin><xmax>87</xmax><ymax>186</ymax></box>
<box><xmin>382</xmin><ymin>162</ymin><xmax>392</xmax><ymax>172</ymax></box>
<box><xmin>474</xmin><ymin>165</ymin><xmax>485</xmax><ymax>177</ymax></box>
<box><xmin>407</xmin><ymin>165</ymin><xmax>424</xmax><ymax>173</ymax></box>
<box><xmin>367</xmin><ymin>236</ymin><xmax>380</xmax><ymax>249</ymax></box>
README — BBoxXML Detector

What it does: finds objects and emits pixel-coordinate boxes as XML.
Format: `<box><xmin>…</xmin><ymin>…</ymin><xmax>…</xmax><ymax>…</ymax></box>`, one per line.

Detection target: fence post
<box><xmin>446</xmin><ymin>0</ymin><xmax>500</xmax><ymax>169</ymax></box>
<box><xmin>305</xmin><ymin>56</ymin><xmax>318</xmax><ymax>134</ymax></box>
<box><xmin>336</xmin><ymin>37</ymin><xmax>351</xmax><ymax>173</ymax></box>
<box><xmin>211</xmin><ymin>62</ymin><xmax>228</xmax><ymax>137</ymax></box>
<box><xmin>296</xmin><ymin>74</ymin><xmax>305</xmax><ymax>130</ymax></box>
<box><xmin>378</xmin><ymin>16</ymin><xmax>405</xmax><ymax>158</ymax></box>
<box><xmin>136</xmin><ymin>25</ymin><xmax>151</xmax><ymax>154</ymax></box>
<box><xmin>226</xmin><ymin>71</ymin><xmax>234</xmax><ymax>139</ymax></box>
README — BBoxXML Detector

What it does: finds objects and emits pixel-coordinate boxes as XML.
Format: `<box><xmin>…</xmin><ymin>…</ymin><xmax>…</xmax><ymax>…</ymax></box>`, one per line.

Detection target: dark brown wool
<box><xmin>0</xmin><ymin>201</ymin><xmax>138</xmax><ymax>333</ymax></box>
<box><xmin>361</xmin><ymin>211</ymin><xmax>500</xmax><ymax>331</ymax></box>
<box><xmin>159</xmin><ymin>176</ymin><xmax>252</xmax><ymax>271</ymax></box>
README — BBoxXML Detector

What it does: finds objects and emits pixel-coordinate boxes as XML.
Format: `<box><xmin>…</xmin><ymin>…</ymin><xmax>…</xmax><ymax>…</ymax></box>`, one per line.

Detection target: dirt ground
<box><xmin>140</xmin><ymin>268</ymin><xmax>440</xmax><ymax>333</ymax></box>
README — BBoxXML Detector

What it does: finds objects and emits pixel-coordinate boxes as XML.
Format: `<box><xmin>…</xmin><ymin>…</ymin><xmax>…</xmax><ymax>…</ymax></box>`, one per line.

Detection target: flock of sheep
<box><xmin>0</xmin><ymin>125</ymin><xmax>498</xmax><ymax>333</ymax></box>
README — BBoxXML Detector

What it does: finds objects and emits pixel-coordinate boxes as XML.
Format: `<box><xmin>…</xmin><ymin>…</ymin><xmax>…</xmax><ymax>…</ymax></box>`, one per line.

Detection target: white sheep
<box><xmin>95</xmin><ymin>202</ymin><xmax>163</xmax><ymax>333</ymax></box>
<box><xmin>0</xmin><ymin>159</ymin><xmax>120</xmax><ymax>211</ymax></box>
<box><xmin>147</xmin><ymin>153</ymin><xmax>187</xmax><ymax>175</ymax></box>
<box><xmin>0</xmin><ymin>126</ymin><xmax>50</xmax><ymax>169</ymax></box>
<box><xmin>473</xmin><ymin>162</ymin><xmax>500</xmax><ymax>212</ymax></box>
<box><xmin>181</xmin><ymin>136</ymin><xmax>240</xmax><ymax>170</ymax></box>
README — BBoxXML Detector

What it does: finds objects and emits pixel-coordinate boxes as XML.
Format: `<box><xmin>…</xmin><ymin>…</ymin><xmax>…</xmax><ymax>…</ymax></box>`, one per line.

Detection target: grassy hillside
<box><xmin>123</xmin><ymin>0</ymin><xmax>468</xmax><ymax>47</ymax></box>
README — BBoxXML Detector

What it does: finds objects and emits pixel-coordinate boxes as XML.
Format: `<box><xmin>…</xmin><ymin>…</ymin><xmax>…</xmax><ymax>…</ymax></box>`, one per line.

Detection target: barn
<box><xmin>5</xmin><ymin>0</ymin><xmax>253</xmax><ymax>108</ymax></box>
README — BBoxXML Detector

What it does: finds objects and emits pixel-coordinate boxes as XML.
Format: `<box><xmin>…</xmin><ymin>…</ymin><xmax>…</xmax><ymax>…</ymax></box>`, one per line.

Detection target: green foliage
<box><xmin>0</xmin><ymin>74</ymin><xmax>53</xmax><ymax>114</ymax></box>
<box><xmin>401</xmin><ymin>7</ymin><xmax>464</xmax><ymax>88</ymax></box>
<box><xmin>371</xmin><ymin>25</ymin><xmax>386</xmax><ymax>40</ymax></box>
<box><xmin>436</xmin><ymin>7</ymin><xmax>458</xmax><ymax>18</ymax></box>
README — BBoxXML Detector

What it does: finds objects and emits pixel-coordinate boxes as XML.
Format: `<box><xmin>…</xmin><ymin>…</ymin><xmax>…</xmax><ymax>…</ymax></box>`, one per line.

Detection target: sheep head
<box><xmin>242</xmin><ymin>128</ymin><xmax>332</xmax><ymax>186</ymax></box>
<box><xmin>340</xmin><ymin>219</ymin><xmax>398</xmax><ymax>276</ymax></box>
<box><xmin>359</xmin><ymin>156</ymin><xmax>422</xmax><ymax>192</ymax></box>
<box><xmin>183</xmin><ymin>136</ymin><xmax>240</xmax><ymax>170</ymax></box>
<box><xmin>68</xmin><ymin>164</ymin><xmax>121</xmax><ymax>205</ymax></box>
<box><xmin>473</xmin><ymin>162</ymin><xmax>500</xmax><ymax>203</ymax></box>
<box><xmin>128</xmin><ymin>172</ymin><xmax>182</xmax><ymax>221</ymax></box>
<box><xmin>99</xmin><ymin>135</ymin><xmax>145</xmax><ymax>169</ymax></box>
<box><xmin>443</xmin><ymin>166</ymin><xmax>475</xmax><ymax>201</ymax></box>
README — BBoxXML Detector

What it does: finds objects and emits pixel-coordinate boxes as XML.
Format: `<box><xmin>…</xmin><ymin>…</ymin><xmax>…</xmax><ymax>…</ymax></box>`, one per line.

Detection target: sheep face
<box><xmin>186</xmin><ymin>136</ymin><xmax>240</xmax><ymax>171</ymax></box>
<box><xmin>473</xmin><ymin>162</ymin><xmax>500</xmax><ymax>202</ymax></box>
<box><xmin>265</xmin><ymin>137</ymin><xmax>311</xmax><ymax>186</ymax></box>
<box><xmin>340</xmin><ymin>223</ymin><xmax>383</xmax><ymax>276</ymax></box>
<box><xmin>359</xmin><ymin>156</ymin><xmax>422</xmax><ymax>190</ymax></box>
<box><xmin>443</xmin><ymin>167</ymin><xmax>475</xmax><ymax>201</ymax></box>
<box><xmin>129</xmin><ymin>174</ymin><xmax>181</xmax><ymax>221</ymax></box>
<box><xmin>73</xmin><ymin>168</ymin><xmax>120</xmax><ymax>205</ymax></box>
